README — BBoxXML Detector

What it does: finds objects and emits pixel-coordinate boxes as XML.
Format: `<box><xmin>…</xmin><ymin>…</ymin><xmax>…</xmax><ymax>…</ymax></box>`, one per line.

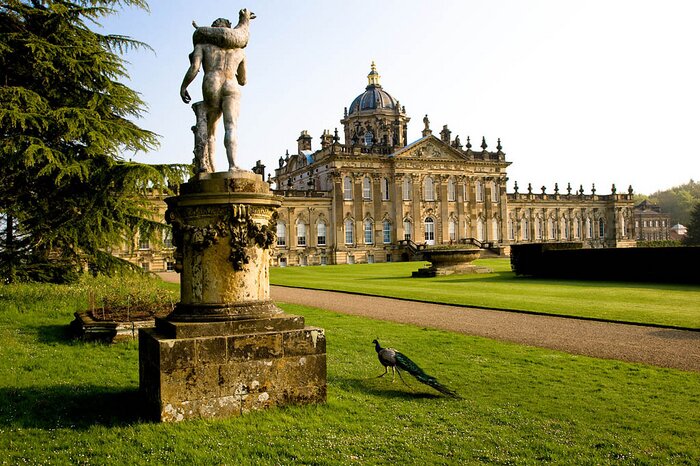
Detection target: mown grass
<box><xmin>270</xmin><ymin>260</ymin><xmax>700</xmax><ymax>329</ymax></box>
<box><xmin>1</xmin><ymin>278</ymin><xmax>699</xmax><ymax>464</ymax></box>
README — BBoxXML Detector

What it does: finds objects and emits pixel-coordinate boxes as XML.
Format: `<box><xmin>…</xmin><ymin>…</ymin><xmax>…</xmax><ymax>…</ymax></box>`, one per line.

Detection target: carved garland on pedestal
<box><xmin>166</xmin><ymin>204</ymin><xmax>276</xmax><ymax>272</ymax></box>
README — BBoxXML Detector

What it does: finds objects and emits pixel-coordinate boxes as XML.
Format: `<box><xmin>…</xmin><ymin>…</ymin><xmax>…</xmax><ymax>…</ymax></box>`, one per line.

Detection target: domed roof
<box><xmin>348</xmin><ymin>62</ymin><xmax>399</xmax><ymax>115</ymax></box>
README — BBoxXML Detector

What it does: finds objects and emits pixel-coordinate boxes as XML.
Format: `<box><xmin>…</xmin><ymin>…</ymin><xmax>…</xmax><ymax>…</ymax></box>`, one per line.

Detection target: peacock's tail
<box><xmin>394</xmin><ymin>352</ymin><xmax>459</xmax><ymax>398</ymax></box>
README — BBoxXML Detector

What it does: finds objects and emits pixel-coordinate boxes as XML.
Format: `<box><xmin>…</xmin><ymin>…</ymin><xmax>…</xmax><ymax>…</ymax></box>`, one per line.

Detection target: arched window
<box><xmin>548</xmin><ymin>218</ymin><xmax>556</xmax><ymax>239</ymax></box>
<box><xmin>276</xmin><ymin>222</ymin><xmax>286</xmax><ymax>246</ymax></box>
<box><xmin>620</xmin><ymin>215</ymin><xmax>627</xmax><ymax>237</ymax></box>
<box><xmin>508</xmin><ymin>219</ymin><xmax>515</xmax><ymax>240</ymax></box>
<box><xmin>424</xmin><ymin>217</ymin><xmax>435</xmax><ymax>244</ymax></box>
<box><xmin>383</xmin><ymin>220</ymin><xmax>391</xmax><ymax>243</ymax></box>
<box><xmin>423</xmin><ymin>176</ymin><xmax>435</xmax><ymax>201</ymax></box>
<box><xmin>344</xmin><ymin>219</ymin><xmax>354</xmax><ymax>244</ymax></box>
<box><xmin>402</xmin><ymin>177</ymin><xmax>412</xmax><ymax>200</ymax></box>
<box><xmin>364</xmin><ymin>218</ymin><xmax>374</xmax><ymax>244</ymax></box>
<box><xmin>476</xmin><ymin>218</ymin><xmax>485</xmax><ymax>241</ymax></box>
<box><xmin>491</xmin><ymin>182</ymin><xmax>499</xmax><ymax>203</ymax></box>
<box><xmin>598</xmin><ymin>218</ymin><xmax>605</xmax><ymax>238</ymax></box>
<box><xmin>403</xmin><ymin>219</ymin><xmax>412</xmax><ymax>241</ymax></box>
<box><xmin>362</xmin><ymin>176</ymin><xmax>372</xmax><ymax>200</ymax></box>
<box><xmin>296</xmin><ymin>220</ymin><xmax>306</xmax><ymax>246</ymax></box>
<box><xmin>575</xmin><ymin>218</ymin><xmax>581</xmax><ymax>239</ymax></box>
<box><xmin>364</xmin><ymin>131</ymin><xmax>373</xmax><ymax>146</ymax></box>
<box><xmin>522</xmin><ymin>218</ymin><xmax>530</xmax><ymax>241</ymax></box>
<box><xmin>562</xmin><ymin>218</ymin><xmax>570</xmax><ymax>240</ymax></box>
<box><xmin>535</xmin><ymin>218</ymin><xmax>543</xmax><ymax>240</ymax></box>
<box><xmin>447</xmin><ymin>177</ymin><xmax>456</xmax><ymax>202</ymax></box>
<box><xmin>382</xmin><ymin>177</ymin><xmax>390</xmax><ymax>201</ymax></box>
<box><xmin>475</xmin><ymin>181</ymin><xmax>484</xmax><ymax>202</ymax></box>
<box><xmin>448</xmin><ymin>218</ymin><xmax>457</xmax><ymax>241</ymax></box>
<box><xmin>586</xmin><ymin>218</ymin><xmax>593</xmax><ymax>239</ymax></box>
<box><xmin>492</xmin><ymin>218</ymin><xmax>500</xmax><ymax>241</ymax></box>
<box><xmin>343</xmin><ymin>176</ymin><xmax>353</xmax><ymax>200</ymax></box>
<box><xmin>317</xmin><ymin>221</ymin><xmax>326</xmax><ymax>246</ymax></box>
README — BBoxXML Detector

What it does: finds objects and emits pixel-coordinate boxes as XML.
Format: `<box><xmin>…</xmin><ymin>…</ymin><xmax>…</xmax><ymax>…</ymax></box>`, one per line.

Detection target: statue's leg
<box><xmin>205</xmin><ymin>107</ymin><xmax>222</xmax><ymax>167</ymax></box>
<box><xmin>222</xmin><ymin>95</ymin><xmax>241</xmax><ymax>171</ymax></box>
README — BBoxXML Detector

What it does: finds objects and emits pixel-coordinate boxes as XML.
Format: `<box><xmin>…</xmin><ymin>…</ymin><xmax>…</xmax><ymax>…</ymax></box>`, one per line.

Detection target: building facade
<box><xmin>633</xmin><ymin>200</ymin><xmax>671</xmax><ymax>241</ymax></box>
<box><xmin>272</xmin><ymin>64</ymin><xmax>637</xmax><ymax>266</ymax></box>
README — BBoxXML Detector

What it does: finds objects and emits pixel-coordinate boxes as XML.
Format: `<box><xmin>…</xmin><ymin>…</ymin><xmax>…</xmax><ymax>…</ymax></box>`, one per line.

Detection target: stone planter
<box><xmin>413</xmin><ymin>248</ymin><xmax>492</xmax><ymax>277</ymax></box>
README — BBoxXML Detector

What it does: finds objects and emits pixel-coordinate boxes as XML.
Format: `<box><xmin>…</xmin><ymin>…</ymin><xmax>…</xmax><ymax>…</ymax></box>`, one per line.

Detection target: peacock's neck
<box><xmin>374</xmin><ymin>341</ymin><xmax>381</xmax><ymax>353</ymax></box>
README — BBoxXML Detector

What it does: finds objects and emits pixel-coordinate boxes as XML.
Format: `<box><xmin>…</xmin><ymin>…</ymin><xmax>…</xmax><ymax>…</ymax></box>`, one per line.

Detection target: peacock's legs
<box><xmin>396</xmin><ymin>368</ymin><xmax>411</xmax><ymax>388</ymax></box>
<box><xmin>377</xmin><ymin>366</ymin><xmax>389</xmax><ymax>378</ymax></box>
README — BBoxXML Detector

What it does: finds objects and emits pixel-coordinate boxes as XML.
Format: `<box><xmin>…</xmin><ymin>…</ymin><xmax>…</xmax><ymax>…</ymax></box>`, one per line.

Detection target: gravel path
<box><xmin>271</xmin><ymin>285</ymin><xmax>700</xmax><ymax>372</ymax></box>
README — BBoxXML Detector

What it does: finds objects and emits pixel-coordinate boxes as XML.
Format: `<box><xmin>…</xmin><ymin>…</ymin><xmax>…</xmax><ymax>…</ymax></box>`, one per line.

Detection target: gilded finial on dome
<box><xmin>367</xmin><ymin>61</ymin><xmax>381</xmax><ymax>87</ymax></box>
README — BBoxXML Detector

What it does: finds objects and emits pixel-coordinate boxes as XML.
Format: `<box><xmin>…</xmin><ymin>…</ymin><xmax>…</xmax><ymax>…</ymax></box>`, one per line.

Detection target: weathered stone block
<box><xmin>227</xmin><ymin>332</ymin><xmax>283</xmax><ymax>362</ymax></box>
<box><xmin>282</xmin><ymin>327</ymin><xmax>326</xmax><ymax>357</ymax></box>
<box><xmin>159</xmin><ymin>338</ymin><xmax>196</xmax><ymax>373</ymax></box>
<box><xmin>196</xmin><ymin>336</ymin><xmax>227</xmax><ymax>365</ymax></box>
<box><xmin>139</xmin><ymin>323</ymin><xmax>327</xmax><ymax>422</ymax></box>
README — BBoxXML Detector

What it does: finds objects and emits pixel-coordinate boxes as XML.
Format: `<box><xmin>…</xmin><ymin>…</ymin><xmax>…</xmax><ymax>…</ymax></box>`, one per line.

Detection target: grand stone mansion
<box><xmin>271</xmin><ymin>63</ymin><xmax>636</xmax><ymax>266</ymax></box>
<box><xmin>115</xmin><ymin>63</ymin><xmax>639</xmax><ymax>271</ymax></box>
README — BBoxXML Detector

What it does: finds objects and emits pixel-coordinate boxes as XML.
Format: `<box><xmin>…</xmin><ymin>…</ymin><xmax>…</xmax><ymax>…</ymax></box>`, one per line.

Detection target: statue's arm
<box><xmin>180</xmin><ymin>45</ymin><xmax>203</xmax><ymax>104</ymax></box>
<box><xmin>236</xmin><ymin>56</ymin><xmax>247</xmax><ymax>86</ymax></box>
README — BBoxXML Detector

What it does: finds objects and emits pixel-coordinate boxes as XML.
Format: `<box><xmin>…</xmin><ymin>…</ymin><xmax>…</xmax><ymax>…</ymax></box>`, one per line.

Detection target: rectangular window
<box><xmin>403</xmin><ymin>221</ymin><xmax>412</xmax><ymax>241</ymax></box>
<box><xmin>138</xmin><ymin>232</ymin><xmax>150</xmax><ymax>250</ymax></box>
<box><xmin>491</xmin><ymin>183</ymin><xmax>499</xmax><ymax>203</ymax></box>
<box><xmin>345</xmin><ymin>221</ymin><xmax>354</xmax><ymax>244</ymax></box>
<box><xmin>367</xmin><ymin>255</ymin><xmax>375</xmax><ymax>264</ymax></box>
<box><xmin>297</xmin><ymin>223</ymin><xmax>306</xmax><ymax>246</ymax></box>
<box><xmin>382</xmin><ymin>178</ymin><xmax>390</xmax><ymax>201</ymax></box>
<box><xmin>343</xmin><ymin>177</ymin><xmax>353</xmax><ymax>200</ymax></box>
<box><xmin>163</xmin><ymin>229</ymin><xmax>173</xmax><ymax>248</ymax></box>
<box><xmin>363</xmin><ymin>177</ymin><xmax>372</xmax><ymax>200</ymax></box>
<box><xmin>476</xmin><ymin>182</ymin><xmax>484</xmax><ymax>202</ymax></box>
<box><xmin>402</xmin><ymin>178</ymin><xmax>411</xmax><ymax>200</ymax></box>
<box><xmin>383</xmin><ymin>221</ymin><xmax>391</xmax><ymax>244</ymax></box>
<box><xmin>317</xmin><ymin>223</ymin><xmax>326</xmax><ymax>246</ymax></box>
<box><xmin>320</xmin><ymin>256</ymin><xmax>328</xmax><ymax>265</ymax></box>
<box><xmin>364</xmin><ymin>221</ymin><xmax>373</xmax><ymax>244</ymax></box>
<box><xmin>166</xmin><ymin>261</ymin><xmax>175</xmax><ymax>272</ymax></box>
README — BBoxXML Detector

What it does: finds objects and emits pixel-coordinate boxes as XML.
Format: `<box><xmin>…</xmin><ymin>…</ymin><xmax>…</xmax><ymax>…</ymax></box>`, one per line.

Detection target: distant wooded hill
<box><xmin>636</xmin><ymin>180</ymin><xmax>700</xmax><ymax>225</ymax></box>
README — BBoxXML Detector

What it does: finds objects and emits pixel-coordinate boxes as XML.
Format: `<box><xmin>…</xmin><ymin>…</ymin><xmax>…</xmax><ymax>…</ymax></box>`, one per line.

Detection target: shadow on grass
<box><xmin>0</xmin><ymin>385</ymin><xmax>148</xmax><ymax>429</ymax></box>
<box><xmin>331</xmin><ymin>375</ymin><xmax>442</xmax><ymax>400</ymax></box>
<box><xmin>34</xmin><ymin>324</ymin><xmax>74</xmax><ymax>345</ymax></box>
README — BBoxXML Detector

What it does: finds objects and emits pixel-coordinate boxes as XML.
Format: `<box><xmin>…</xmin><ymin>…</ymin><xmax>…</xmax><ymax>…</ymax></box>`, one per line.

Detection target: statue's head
<box><xmin>239</xmin><ymin>8</ymin><xmax>256</xmax><ymax>22</ymax></box>
<box><xmin>211</xmin><ymin>18</ymin><xmax>231</xmax><ymax>28</ymax></box>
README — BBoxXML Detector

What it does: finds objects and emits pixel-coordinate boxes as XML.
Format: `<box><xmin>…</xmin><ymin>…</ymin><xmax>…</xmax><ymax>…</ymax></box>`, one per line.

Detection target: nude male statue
<box><xmin>180</xmin><ymin>10</ymin><xmax>255</xmax><ymax>172</ymax></box>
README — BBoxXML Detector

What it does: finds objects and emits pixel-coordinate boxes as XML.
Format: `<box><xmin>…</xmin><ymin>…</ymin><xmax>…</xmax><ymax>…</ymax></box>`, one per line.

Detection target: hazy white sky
<box><xmin>102</xmin><ymin>0</ymin><xmax>700</xmax><ymax>195</ymax></box>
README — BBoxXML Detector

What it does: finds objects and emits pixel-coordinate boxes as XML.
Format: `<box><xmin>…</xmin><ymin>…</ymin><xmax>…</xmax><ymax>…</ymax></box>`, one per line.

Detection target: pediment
<box><xmin>391</xmin><ymin>136</ymin><xmax>466</xmax><ymax>161</ymax></box>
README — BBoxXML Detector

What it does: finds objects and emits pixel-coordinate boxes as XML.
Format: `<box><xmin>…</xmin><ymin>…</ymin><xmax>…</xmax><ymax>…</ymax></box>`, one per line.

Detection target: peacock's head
<box><xmin>372</xmin><ymin>339</ymin><xmax>379</xmax><ymax>345</ymax></box>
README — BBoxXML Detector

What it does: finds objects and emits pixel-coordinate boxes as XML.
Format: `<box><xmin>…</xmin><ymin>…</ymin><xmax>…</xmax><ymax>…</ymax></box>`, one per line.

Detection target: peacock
<box><xmin>372</xmin><ymin>339</ymin><xmax>459</xmax><ymax>398</ymax></box>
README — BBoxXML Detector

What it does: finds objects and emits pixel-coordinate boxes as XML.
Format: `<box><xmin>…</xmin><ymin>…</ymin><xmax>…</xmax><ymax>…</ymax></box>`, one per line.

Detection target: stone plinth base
<box><xmin>139</xmin><ymin>313</ymin><xmax>326</xmax><ymax>422</ymax></box>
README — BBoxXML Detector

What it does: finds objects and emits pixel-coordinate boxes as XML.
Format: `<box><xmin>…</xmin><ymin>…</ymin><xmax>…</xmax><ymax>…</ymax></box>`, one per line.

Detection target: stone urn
<box><xmin>413</xmin><ymin>247</ymin><xmax>492</xmax><ymax>277</ymax></box>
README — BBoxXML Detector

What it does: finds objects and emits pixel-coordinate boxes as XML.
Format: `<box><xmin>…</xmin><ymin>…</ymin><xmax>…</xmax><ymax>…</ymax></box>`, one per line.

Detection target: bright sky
<box><xmin>101</xmin><ymin>0</ymin><xmax>700</xmax><ymax>195</ymax></box>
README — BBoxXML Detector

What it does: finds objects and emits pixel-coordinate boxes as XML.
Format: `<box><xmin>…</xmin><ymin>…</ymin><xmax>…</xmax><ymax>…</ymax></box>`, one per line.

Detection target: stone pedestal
<box><xmin>139</xmin><ymin>171</ymin><xmax>326</xmax><ymax>422</ymax></box>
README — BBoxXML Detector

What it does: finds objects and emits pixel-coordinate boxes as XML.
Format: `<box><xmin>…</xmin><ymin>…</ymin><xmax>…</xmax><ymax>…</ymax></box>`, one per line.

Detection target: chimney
<box><xmin>320</xmin><ymin>129</ymin><xmax>333</xmax><ymax>149</ymax></box>
<box><xmin>297</xmin><ymin>130</ymin><xmax>312</xmax><ymax>153</ymax></box>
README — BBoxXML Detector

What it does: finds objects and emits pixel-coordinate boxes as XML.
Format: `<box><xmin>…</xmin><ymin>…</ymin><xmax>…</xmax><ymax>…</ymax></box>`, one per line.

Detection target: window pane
<box><xmin>317</xmin><ymin>222</ymin><xmax>326</xmax><ymax>246</ymax></box>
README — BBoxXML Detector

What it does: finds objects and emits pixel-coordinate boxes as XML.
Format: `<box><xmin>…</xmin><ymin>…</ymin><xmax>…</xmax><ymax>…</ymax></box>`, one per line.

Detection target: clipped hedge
<box><xmin>511</xmin><ymin>244</ymin><xmax>700</xmax><ymax>284</ymax></box>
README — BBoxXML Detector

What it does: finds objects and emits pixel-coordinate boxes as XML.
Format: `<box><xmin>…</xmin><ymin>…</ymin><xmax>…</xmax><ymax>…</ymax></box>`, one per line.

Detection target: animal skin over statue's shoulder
<box><xmin>191</xmin><ymin>9</ymin><xmax>255</xmax><ymax>50</ymax></box>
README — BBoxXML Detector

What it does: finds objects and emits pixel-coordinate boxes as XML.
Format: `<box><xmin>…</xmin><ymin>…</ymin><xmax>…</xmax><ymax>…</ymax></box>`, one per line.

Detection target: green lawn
<box><xmin>271</xmin><ymin>260</ymin><xmax>700</xmax><ymax>329</ymax></box>
<box><xmin>1</xmin><ymin>279</ymin><xmax>699</xmax><ymax>464</ymax></box>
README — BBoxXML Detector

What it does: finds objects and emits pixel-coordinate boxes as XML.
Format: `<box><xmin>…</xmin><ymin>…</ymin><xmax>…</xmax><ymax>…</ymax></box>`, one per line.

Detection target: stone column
<box><xmin>139</xmin><ymin>171</ymin><xmax>326</xmax><ymax>422</ymax></box>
